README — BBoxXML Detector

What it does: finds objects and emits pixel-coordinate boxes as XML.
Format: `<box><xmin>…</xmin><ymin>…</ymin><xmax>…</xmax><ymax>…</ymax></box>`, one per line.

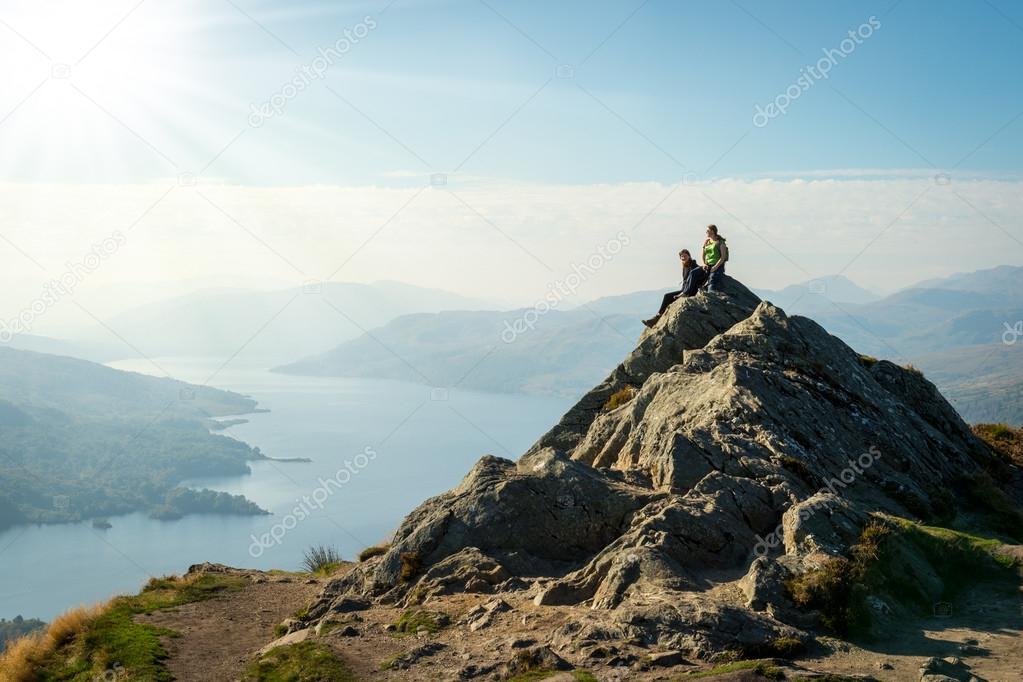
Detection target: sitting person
<box><xmin>702</xmin><ymin>224</ymin><xmax>728</xmax><ymax>292</ymax></box>
<box><xmin>643</xmin><ymin>249</ymin><xmax>706</xmax><ymax>328</ymax></box>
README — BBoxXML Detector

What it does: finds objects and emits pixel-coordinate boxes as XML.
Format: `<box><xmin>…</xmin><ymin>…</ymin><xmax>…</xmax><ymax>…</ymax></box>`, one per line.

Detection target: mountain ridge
<box><xmin>287</xmin><ymin>275</ymin><xmax>1022</xmax><ymax>667</ymax></box>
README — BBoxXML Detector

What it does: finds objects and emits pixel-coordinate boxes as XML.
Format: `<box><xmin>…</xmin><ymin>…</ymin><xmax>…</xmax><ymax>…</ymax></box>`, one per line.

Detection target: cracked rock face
<box><xmin>303</xmin><ymin>276</ymin><xmax>1000</xmax><ymax>656</ymax></box>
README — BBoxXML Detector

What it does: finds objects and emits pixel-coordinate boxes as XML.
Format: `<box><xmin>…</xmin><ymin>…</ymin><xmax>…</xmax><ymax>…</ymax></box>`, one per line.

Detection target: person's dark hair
<box><xmin>678</xmin><ymin>249</ymin><xmax>691</xmax><ymax>258</ymax></box>
<box><xmin>707</xmin><ymin>224</ymin><xmax>724</xmax><ymax>241</ymax></box>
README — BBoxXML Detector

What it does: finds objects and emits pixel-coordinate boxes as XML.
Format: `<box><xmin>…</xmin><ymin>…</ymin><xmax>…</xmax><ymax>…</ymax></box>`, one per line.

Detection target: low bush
<box><xmin>399</xmin><ymin>551</ymin><xmax>422</xmax><ymax>581</ymax></box>
<box><xmin>603</xmin><ymin>386</ymin><xmax>636</xmax><ymax>411</ymax></box>
<box><xmin>302</xmin><ymin>545</ymin><xmax>343</xmax><ymax>574</ymax></box>
<box><xmin>357</xmin><ymin>544</ymin><xmax>388</xmax><ymax>562</ymax></box>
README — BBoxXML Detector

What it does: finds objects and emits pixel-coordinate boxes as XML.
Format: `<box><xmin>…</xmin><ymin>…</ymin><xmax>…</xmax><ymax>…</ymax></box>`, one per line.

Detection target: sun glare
<box><xmin>0</xmin><ymin>0</ymin><xmax>203</xmax><ymax>180</ymax></box>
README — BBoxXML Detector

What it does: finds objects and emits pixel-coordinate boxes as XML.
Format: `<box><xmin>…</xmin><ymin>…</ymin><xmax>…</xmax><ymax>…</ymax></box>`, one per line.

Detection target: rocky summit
<box><xmin>291</xmin><ymin>276</ymin><xmax>1023</xmax><ymax>675</ymax></box>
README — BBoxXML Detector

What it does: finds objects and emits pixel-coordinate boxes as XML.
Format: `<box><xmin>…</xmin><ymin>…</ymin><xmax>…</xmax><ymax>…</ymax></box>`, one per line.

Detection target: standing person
<box><xmin>643</xmin><ymin>249</ymin><xmax>706</xmax><ymax>328</ymax></box>
<box><xmin>702</xmin><ymin>224</ymin><xmax>728</xmax><ymax>292</ymax></box>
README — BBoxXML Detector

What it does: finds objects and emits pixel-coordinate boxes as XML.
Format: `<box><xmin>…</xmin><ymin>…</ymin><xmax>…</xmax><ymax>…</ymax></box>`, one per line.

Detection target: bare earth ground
<box><xmin>139</xmin><ymin>562</ymin><xmax>1023</xmax><ymax>681</ymax></box>
<box><xmin>136</xmin><ymin>573</ymin><xmax>320</xmax><ymax>681</ymax></box>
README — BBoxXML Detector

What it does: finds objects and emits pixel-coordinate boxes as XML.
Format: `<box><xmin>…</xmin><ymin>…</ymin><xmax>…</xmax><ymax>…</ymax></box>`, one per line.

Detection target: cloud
<box><xmin>0</xmin><ymin>175</ymin><xmax>1019</xmax><ymax>335</ymax></box>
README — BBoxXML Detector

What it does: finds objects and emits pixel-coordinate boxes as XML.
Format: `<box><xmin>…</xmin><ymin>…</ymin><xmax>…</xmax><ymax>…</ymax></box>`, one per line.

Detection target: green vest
<box><xmin>704</xmin><ymin>239</ymin><xmax>722</xmax><ymax>266</ymax></box>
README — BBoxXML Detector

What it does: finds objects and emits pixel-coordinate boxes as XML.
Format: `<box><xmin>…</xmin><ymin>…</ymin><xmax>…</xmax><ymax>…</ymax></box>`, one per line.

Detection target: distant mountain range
<box><xmin>276</xmin><ymin>267</ymin><xmax>1023</xmax><ymax>425</ymax></box>
<box><xmin>274</xmin><ymin>308</ymin><xmax>642</xmax><ymax>396</ymax></box>
<box><xmin>38</xmin><ymin>281</ymin><xmax>493</xmax><ymax>364</ymax></box>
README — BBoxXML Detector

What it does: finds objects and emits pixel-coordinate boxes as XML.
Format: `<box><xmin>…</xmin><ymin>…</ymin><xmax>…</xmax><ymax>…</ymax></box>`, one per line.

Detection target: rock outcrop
<box><xmin>301</xmin><ymin>275</ymin><xmax>1010</xmax><ymax>659</ymax></box>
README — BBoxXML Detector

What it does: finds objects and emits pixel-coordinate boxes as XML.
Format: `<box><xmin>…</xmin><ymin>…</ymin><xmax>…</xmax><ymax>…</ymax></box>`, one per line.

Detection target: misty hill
<box><xmin>755</xmin><ymin>273</ymin><xmax>880</xmax><ymax>311</ymax></box>
<box><xmin>2</xmin><ymin>333</ymin><xmax>118</xmax><ymax>364</ymax></box>
<box><xmin>274</xmin><ymin>309</ymin><xmax>642</xmax><ymax>396</ymax></box>
<box><xmin>0</xmin><ymin>347</ymin><xmax>257</xmax><ymax>420</ymax></box>
<box><xmin>87</xmin><ymin>281</ymin><xmax>492</xmax><ymax>363</ymax></box>
<box><xmin>0</xmin><ymin>348</ymin><xmax>267</xmax><ymax>531</ymax></box>
<box><xmin>807</xmin><ymin>265</ymin><xmax>1023</xmax><ymax>351</ymax></box>
<box><xmin>274</xmin><ymin>267</ymin><xmax>1023</xmax><ymax>424</ymax></box>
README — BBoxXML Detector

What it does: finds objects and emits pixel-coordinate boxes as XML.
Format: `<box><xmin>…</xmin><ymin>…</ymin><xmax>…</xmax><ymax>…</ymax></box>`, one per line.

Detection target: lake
<box><xmin>0</xmin><ymin>359</ymin><xmax>572</xmax><ymax>621</ymax></box>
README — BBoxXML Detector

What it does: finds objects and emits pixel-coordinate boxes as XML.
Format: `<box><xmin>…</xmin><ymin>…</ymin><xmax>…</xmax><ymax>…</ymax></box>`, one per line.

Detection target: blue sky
<box><xmin>3</xmin><ymin>0</ymin><xmax>1022</xmax><ymax>186</ymax></box>
<box><xmin>0</xmin><ymin>0</ymin><xmax>1022</xmax><ymax>324</ymax></box>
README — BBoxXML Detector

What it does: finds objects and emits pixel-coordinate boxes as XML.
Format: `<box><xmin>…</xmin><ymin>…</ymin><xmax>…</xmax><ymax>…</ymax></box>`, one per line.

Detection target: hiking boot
<box><xmin>642</xmin><ymin>315</ymin><xmax>660</xmax><ymax>328</ymax></box>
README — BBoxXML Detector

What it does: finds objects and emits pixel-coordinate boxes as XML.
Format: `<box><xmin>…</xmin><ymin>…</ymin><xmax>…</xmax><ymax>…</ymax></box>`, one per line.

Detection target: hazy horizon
<box><xmin>2</xmin><ymin>0</ymin><xmax>1021</xmax><ymax>346</ymax></box>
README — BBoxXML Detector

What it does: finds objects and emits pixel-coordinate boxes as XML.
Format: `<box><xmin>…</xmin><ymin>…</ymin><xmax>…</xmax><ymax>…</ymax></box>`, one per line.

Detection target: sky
<box><xmin>1</xmin><ymin>0</ymin><xmax>1022</xmax><ymax>333</ymax></box>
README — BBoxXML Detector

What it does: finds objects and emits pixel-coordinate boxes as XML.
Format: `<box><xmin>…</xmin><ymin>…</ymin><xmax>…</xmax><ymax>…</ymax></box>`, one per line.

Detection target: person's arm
<box><xmin>711</xmin><ymin>242</ymin><xmax>728</xmax><ymax>271</ymax></box>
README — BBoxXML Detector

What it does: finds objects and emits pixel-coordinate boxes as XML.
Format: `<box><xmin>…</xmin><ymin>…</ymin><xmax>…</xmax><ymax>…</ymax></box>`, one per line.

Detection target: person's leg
<box><xmin>682</xmin><ymin>267</ymin><xmax>707</xmax><ymax>296</ymax></box>
<box><xmin>657</xmin><ymin>290</ymin><xmax>682</xmax><ymax>315</ymax></box>
<box><xmin>706</xmin><ymin>264</ymin><xmax>725</xmax><ymax>291</ymax></box>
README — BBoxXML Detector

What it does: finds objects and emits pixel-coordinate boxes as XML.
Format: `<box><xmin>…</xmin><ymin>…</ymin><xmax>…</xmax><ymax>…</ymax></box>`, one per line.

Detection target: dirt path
<box><xmin>136</xmin><ymin>573</ymin><xmax>320</xmax><ymax>682</ymax></box>
<box><xmin>136</xmin><ymin>562</ymin><xmax>1023</xmax><ymax>681</ymax></box>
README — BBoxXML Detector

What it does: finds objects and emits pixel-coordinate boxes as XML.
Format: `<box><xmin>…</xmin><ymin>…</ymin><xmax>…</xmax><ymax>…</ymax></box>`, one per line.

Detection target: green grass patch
<box><xmin>676</xmin><ymin>660</ymin><xmax>782</xmax><ymax>679</ymax></box>
<box><xmin>27</xmin><ymin>573</ymin><xmax>248</xmax><ymax>681</ymax></box>
<box><xmin>507</xmin><ymin>672</ymin><xmax>598</xmax><ymax>682</ymax></box>
<box><xmin>391</xmin><ymin>608</ymin><xmax>450</xmax><ymax>636</ymax></box>
<box><xmin>732</xmin><ymin>636</ymin><xmax>806</xmax><ymax>660</ymax></box>
<box><xmin>788</xmin><ymin>516</ymin><xmax>1018</xmax><ymax>637</ymax></box>
<box><xmin>244</xmin><ymin>641</ymin><xmax>355</xmax><ymax>681</ymax></box>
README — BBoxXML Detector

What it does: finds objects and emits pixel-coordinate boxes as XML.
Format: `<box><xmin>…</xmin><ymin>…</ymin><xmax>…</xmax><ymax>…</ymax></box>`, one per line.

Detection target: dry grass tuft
<box><xmin>603</xmin><ymin>385</ymin><xmax>636</xmax><ymax>411</ymax></box>
<box><xmin>0</xmin><ymin>603</ymin><xmax>105</xmax><ymax>681</ymax></box>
